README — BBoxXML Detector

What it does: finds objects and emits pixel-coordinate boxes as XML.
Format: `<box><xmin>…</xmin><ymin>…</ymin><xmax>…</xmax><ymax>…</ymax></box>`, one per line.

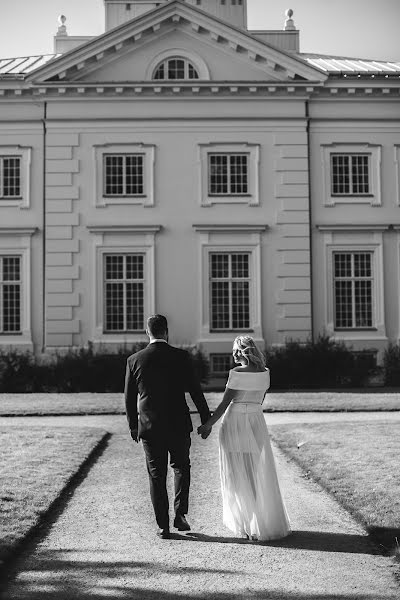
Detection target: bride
<box><xmin>198</xmin><ymin>336</ymin><xmax>291</xmax><ymax>541</ymax></box>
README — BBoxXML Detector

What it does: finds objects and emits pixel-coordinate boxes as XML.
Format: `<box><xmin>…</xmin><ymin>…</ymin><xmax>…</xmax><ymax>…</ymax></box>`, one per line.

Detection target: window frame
<box><xmin>208</xmin><ymin>153</ymin><xmax>249</xmax><ymax>197</ymax></box>
<box><xmin>193</xmin><ymin>225</ymin><xmax>265</xmax><ymax>347</ymax></box>
<box><xmin>0</xmin><ymin>146</ymin><xmax>31</xmax><ymax>209</ymax></box>
<box><xmin>330</xmin><ymin>153</ymin><xmax>371</xmax><ymax>197</ymax></box>
<box><xmin>198</xmin><ymin>143</ymin><xmax>260</xmax><ymax>206</ymax></box>
<box><xmin>94</xmin><ymin>143</ymin><xmax>155</xmax><ymax>207</ymax></box>
<box><xmin>87</xmin><ymin>225</ymin><xmax>160</xmax><ymax>348</ymax></box>
<box><xmin>0</xmin><ymin>255</ymin><xmax>22</xmax><ymax>334</ymax></box>
<box><xmin>103</xmin><ymin>252</ymin><xmax>146</xmax><ymax>334</ymax></box>
<box><xmin>318</xmin><ymin>226</ymin><xmax>386</xmax><ymax>346</ymax></box>
<box><xmin>321</xmin><ymin>143</ymin><xmax>381</xmax><ymax>206</ymax></box>
<box><xmin>153</xmin><ymin>57</ymin><xmax>200</xmax><ymax>80</ymax></box>
<box><xmin>332</xmin><ymin>250</ymin><xmax>374</xmax><ymax>330</ymax></box>
<box><xmin>0</xmin><ymin>227</ymin><xmax>36</xmax><ymax>350</ymax></box>
<box><xmin>209</xmin><ymin>251</ymin><xmax>251</xmax><ymax>332</ymax></box>
<box><xmin>103</xmin><ymin>153</ymin><xmax>145</xmax><ymax>198</ymax></box>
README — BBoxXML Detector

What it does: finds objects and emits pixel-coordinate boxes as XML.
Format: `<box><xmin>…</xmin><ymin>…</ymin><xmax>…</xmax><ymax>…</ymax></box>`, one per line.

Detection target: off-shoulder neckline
<box><xmin>230</xmin><ymin>368</ymin><xmax>269</xmax><ymax>374</ymax></box>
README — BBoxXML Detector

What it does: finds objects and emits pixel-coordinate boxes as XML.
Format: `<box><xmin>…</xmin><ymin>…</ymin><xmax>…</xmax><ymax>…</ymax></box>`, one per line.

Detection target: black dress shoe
<box><xmin>173</xmin><ymin>515</ymin><xmax>191</xmax><ymax>531</ymax></box>
<box><xmin>156</xmin><ymin>528</ymin><xmax>170</xmax><ymax>539</ymax></box>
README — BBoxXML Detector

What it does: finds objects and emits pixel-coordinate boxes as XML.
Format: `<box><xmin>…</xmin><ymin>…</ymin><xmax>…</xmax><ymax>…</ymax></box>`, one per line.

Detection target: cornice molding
<box><xmin>0</xmin><ymin>227</ymin><xmax>37</xmax><ymax>236</ymax></box>
<box><xmin>316</xmin><ymin>224</ymin><xmax>390</xmax><ymax>232</ymax></box>
<box><xmin>193</xmin><ymin>224</ymin><xmax>268</xmax><ymax>233</ymax></box>
<box><xmin>87</xmin><ymin>225</ymin><xmax>162</xmax><ymax>234</ymax></box>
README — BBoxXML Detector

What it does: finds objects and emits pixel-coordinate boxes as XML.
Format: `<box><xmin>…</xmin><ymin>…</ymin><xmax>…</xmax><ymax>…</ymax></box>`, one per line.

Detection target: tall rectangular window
<box><xmin>333</xmin><ymin>252</ymin><xmax>373</xmax><ymax>329</ymax></box>
<box><xmin>0</xmin><ymin>256</ymin><xmax>21</xmax><ymax>333</ymax></box>
<box><xmin>331</xmin><ymin>154</ymin><xmax>370</xmax><ymax>196</ymax></box>
<box><xmin>0</xmin><ymin>157</ymin><xmax>21</xmax><ymax>198</ymax></box>
<box><xmin>210</xmin><ymin>252</ymin><xmax>250</xmax><ymax>331</ymax></box>
<box><xmin>104</xmin><ymin>254</ymin><xmax>145</xmax><ymax>332</ymax></box>
<box><xmin>104</xmin><ymin>154</ymin><xmax>144</xmax><ymax>196</ymax></box>
<box><xmin>208</xmin><ymin>154</ymin><xmax>248</xmax><ymax>196</ymax></box>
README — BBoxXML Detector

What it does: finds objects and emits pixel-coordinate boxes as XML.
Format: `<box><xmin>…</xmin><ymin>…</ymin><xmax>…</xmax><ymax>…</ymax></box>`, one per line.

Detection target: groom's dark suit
<box><xmin>124</xmin><ymin>341</ymin><xmax>211</xmax><ymax>530</ymax></box>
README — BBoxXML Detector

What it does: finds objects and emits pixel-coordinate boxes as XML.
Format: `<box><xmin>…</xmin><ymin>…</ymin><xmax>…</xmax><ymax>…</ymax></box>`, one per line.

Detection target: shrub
<box><xmin>265</xmin><ymin>335</ymin><xmax>375</xmax><ymax>390</ymax></box>
<box><xmin>0</xmin><ymin>343</ymin><xmax>209</xmax><ymax>393</ymax></box>
<box><xmin>383</xmin><ymin>343</ymin><xmax>400</xmax><ymax>387</ymax></box>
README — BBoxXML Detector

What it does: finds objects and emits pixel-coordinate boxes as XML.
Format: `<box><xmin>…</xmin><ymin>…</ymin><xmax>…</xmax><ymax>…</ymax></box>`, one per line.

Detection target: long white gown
<box><xmin>219</xmin><ymin>369</ymin><xmax>291</xmax><ymax>541</ymax></box>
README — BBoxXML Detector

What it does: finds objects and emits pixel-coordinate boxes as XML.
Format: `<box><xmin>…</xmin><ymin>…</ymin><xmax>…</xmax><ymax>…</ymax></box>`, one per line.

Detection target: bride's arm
<box><xmin>197</xmin><ymin>387</ymin><xmax>238</xmax><ymax>434</ymax></box>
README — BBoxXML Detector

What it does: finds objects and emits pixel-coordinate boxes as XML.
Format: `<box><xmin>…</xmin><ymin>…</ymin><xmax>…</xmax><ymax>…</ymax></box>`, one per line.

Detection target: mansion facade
<box><xmin>0</xmin><ymin>0</ymin><xmax>400</xmax><ymax>373</ymax></box>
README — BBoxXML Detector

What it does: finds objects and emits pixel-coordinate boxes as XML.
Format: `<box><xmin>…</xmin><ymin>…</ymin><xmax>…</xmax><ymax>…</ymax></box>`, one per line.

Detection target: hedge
<box><xmin>0</xmin><ymin>343</ymin><xmax>209</xmax><ymax>393</ymax></box>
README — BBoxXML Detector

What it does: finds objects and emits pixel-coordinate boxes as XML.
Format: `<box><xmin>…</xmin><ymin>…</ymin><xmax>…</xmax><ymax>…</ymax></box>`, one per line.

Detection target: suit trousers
<box><xmin>142</xmin><ymin>433</ymin><xmax>191</xmax><ymax>529</ymax></box>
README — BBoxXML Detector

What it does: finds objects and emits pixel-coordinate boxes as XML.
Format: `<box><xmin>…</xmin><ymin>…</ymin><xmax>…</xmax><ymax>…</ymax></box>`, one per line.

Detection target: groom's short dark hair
<box><xmin>147</xmin><ymin>314</ymin><xmax>168</xmax><ymax>338</ymax></box>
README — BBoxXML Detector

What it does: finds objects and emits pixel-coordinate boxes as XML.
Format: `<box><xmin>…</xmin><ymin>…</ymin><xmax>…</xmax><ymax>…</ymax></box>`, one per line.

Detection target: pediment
<box><xmin>27</xmin><ymin>0</ymin><xmax>326</xmax><ymax>85</ymax></box>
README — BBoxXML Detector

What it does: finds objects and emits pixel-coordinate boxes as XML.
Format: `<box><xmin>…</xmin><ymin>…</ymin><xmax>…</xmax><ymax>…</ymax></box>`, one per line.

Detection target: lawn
<box><xmin>0</xmin><ymin>426</ymin><xmax>107</xmax><ymax>571</ymax></box>
<box><xmin>269</xmin><ymin>420</ymin><xmax>400</xmax><ymax>554</ymax></box>
<box><xmin>0</xmin><ymin>391</ymin><xmax>399</xmax><ymax>416</ymax></box>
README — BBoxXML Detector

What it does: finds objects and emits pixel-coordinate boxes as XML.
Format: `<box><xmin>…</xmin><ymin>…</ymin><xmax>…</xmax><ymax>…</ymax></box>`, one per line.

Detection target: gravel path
<box><xmin>2</xmin><ymin>413</ymin><xmax>400</xmax><ymax>600</ymax></box>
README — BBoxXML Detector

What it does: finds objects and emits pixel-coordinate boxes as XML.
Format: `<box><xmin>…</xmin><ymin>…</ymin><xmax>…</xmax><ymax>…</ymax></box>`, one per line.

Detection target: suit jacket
<box><xmin>124</xmin><ymin>342</ymin><xmax>211</xmax><ymax>441</ymax></box>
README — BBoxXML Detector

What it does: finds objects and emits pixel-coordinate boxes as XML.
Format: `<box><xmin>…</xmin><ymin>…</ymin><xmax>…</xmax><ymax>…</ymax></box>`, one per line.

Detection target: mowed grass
<box><xmin>0</xmin><ymin>426</ymin><xmax>106</xmax><ymax>567</ymax></box>
<box><xmin>0</xmin><ymin>391</ymin><xmax>399</xmax><ymax>416</ymax></box>
<box><xmin>269</xmin><ymin>420</ymin><xmax>400</xmax><ymax>553</ymax></box>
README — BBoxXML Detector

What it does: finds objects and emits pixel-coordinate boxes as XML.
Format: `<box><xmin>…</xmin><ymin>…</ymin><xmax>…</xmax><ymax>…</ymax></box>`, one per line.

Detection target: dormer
<box><xmin>104</xmin><ymin>0</ymin><xmax>248</xmax><ymax>31</ymax></box>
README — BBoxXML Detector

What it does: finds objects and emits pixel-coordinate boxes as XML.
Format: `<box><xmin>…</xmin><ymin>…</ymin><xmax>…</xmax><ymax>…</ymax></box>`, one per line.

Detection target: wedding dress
<box><xmin>219</xmin><ymin>369</ymin><xmax>291</xmax><ymax>541</ymax></box>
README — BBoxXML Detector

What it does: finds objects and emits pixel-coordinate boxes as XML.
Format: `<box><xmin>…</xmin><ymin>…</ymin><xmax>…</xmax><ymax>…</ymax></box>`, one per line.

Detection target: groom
<box><xmin>124</xmin><ymin>314</ymin><xmax>212</xmax><ymax>539</ymax></box>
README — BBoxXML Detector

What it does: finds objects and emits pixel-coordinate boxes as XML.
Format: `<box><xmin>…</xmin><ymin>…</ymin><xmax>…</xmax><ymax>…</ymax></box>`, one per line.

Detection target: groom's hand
<box><xmin>197</xmin><ymin>424</ymin><xmax>212</xmax><ymax>439</ymax></box>
<box><xmin>130</xmin><ymin>428</ymin><xmax>139</xmax><ymax>443</ymax></box>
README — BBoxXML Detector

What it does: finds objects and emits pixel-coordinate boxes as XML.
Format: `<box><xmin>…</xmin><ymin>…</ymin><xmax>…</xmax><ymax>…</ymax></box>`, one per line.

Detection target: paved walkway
<box><xmin>2</xmin><ymin>413</ymin><xmax>400</xmax><ymax>600</ymax></box>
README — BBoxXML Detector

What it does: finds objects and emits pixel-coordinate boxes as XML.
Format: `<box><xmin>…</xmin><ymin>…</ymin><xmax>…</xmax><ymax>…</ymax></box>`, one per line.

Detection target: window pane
<box><xmin>352</xmin><ymin>155</ymin><xmax>369</xmax><ymax>194</ymax></box>
<box><xmin>334</xmin><ymin>253</ymin><xmax>351</xmax><ymax>278</ymax></box>
<box><xmin>126</xmin><ymin>255</ymin><xmax>144</xmax><ymax>280</ymax></box>
<box><xmin>1</xmin><ymin>157</ymin><xmax>21</xmax><ymax>197</ymax></box>
<box><xmin>3</xmin><ymin>256</ymin><xmax>20</xmax><ymax>282</ymax></box>
<box><xmin>168</xmin><ymin>59</ymin><xmax>185</xmax><ymax>79</ymax></box>
<box><xmin>126</xmin><ymin>282</ymin><xmax>144</xmax><ymax>330</ymax></box>
<box><xmin>105</xmin><ymin>255</ymin><xmax>124</xmax><ymax>280</ymax></box>
<box><xmin>125</xmin><ymin>155</ymin><xmax>144</xmax><ymax>195</ymax></box>
<box><xmin>211</xmin><ymin>281</ymin><xmax>230</xmax><ymax>330</ymax></box>
<box><xmin>210</xmin><ymin>354</ymin><xmax>232</xmax><ymax>375</ymax></box>
<box><xmin>188</xmin><ymin>64</ymin><xmax>199</xmax><ymax>79</ymax></box>
<box><xmin>105</xmin><ymin>283</ymin><xmax>124</xmax><ymax>330</ymax></box>
<box><xmin>104</xmin><ymin>155</ymin><xmax>124</xmax><ymax>195</ymax></box>
<box><xmin>209</xmin><ymin>154</ymin><xmax>228</xmax><ymax>195</ymax></box>
<box><xmin>354</xmin><ymin>252</ymin><xmax>371</xmax><ymax>278</ymax></box>
<box><xmin>154</xmin><ymin>64</ymin><xmax>164</xmax><ymax>79</ymax></box>
<box><xmin>210</xmin><ymin>254</ymin><xmax>229</xmax><ymax>278</ymax></box>
<box><xmin>355</xmin><ymin>281</ymin><xmax>372</xmax><ymax>327</ymax></box>
<box><xmin>2</xmin><ymin>284</ymin><xmax>21</xmax><ymax>332</ymax></box>
<box><xmin>331</xmin><ymin>155</ymin><xmax>350</xmax><ymax>195</ymax></box>
<box><xmin>230</xmin><ymin>154</ymin><xmax>248</xmax><ymax>194</ymax></box>
<box><xmin>231</xmin><ymin>253</ymin><xmax>249</xmax><ymax>278</ymax></box>
<box><xmin>334</xmin><ymin>281</ymin><xmax>352</xmax><ymax>328</ymax></box>
<box><xmin>232</xmin><ymin>281</ymin><xmax>250</xmax><ymax>329</ymax></box>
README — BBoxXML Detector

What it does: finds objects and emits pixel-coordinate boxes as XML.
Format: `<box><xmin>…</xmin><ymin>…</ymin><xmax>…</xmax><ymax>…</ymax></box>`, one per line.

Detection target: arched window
<box><xmin>153</xmin><ymin>58</ymin><xmax>199</xmax><ymax>80</ymax></box>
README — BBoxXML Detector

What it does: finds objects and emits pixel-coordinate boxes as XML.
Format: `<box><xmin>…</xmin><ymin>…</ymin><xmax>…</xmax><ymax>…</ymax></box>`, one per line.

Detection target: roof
<box><xmin>301</xmin><ymin>53</ymin><xmax>400</xmax><ymax>74</ymax></box>
<box><xmin>0</xmin><ymin>54</ymin><xmax>59</xmax><ymax>77</ymax></box>
<box><xmin>1</xmin><ymin>51</ymin><xmax>400</xmax><ymax>79</ymax></box>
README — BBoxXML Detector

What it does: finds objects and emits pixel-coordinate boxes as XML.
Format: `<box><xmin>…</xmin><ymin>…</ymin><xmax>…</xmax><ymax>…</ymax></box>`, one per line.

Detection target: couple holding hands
<box><xmin>124</xmin><ymin>314</ymin><xmax>290</xmax><ymax>541</ymax></box>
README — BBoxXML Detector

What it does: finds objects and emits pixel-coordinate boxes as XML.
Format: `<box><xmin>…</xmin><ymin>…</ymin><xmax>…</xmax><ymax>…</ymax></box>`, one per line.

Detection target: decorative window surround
<box><xmin>94</xmin><ymin>143</ymin><xmax>155</xmax><ymax>207</ymax></box>
<box><xmin>317</xmin><ymin>226</ymin><xmax>386</xmax><ymax>345</ymax></box>
<box><xmin>0</xmin><ymin>227</ymin><xmax>37</xmax><ymax>350</ymax></box>
<box><xmin>0</xmin><ymin>147</ymin><xmax>31</xmax><ymax>209</ymax></box>
<box><xmin>193</xmin><ymin>224</ymin><xmax>266</xmax><ymax>346</ymax></box>
<box><xmin>153</xmin><ymin>57</ymin><xmax>199</xmax><ymax>80</ymax></box>
<box><xmin>146</xmin><ymin>48</ymin><xmax>210</xmax><ymax>81</ymax></box>
<box><xmin>321</xmin><ymin>143</ymin><xmax>381</xmax><ymax>206</ymax></box>
<box><xmin>87</xmin><ymin>225</ymin><xmax>161</xmax><ymax>347</ymax></box>
<box><xmin>198</xmin><ymin>143</ymin><xmax>260</xmax><ymax>206</ymax></box>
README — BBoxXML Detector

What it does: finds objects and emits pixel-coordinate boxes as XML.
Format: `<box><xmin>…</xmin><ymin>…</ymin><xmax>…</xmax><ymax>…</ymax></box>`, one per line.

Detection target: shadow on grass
<box><xmin>173</xmin><ymin>530</ymin><xmax>378</xmax><ymax>554</ymax></box>
<box><xmin>0</xmin><ymin>551</ymin><xmax>394</xmax><ymax>600</ymax></box>
<box><xmin>368</xmin><ymin>526</ymin><xmax>400</xmax><ymax>557</ymax></box>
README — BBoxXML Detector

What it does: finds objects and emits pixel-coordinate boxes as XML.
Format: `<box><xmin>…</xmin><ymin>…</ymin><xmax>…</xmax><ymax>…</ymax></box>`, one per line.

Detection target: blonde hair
<box><xmin>233</xmin><ymin>335</ymin><xmax>266</xmax><ymax>370</ymax></box>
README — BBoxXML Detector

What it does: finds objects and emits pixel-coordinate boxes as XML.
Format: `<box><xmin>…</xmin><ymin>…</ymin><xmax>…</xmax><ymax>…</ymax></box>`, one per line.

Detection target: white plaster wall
<box><xmin>309</xmin><ymin>97</ymin><xmax>400</xmax><ymax>356</ymax></box>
